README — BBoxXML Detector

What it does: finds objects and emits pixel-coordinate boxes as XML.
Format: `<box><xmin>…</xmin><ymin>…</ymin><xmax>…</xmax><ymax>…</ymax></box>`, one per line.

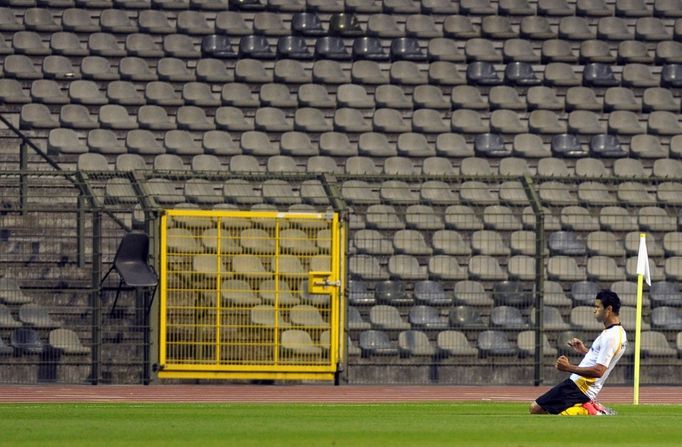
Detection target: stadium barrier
<box><xmin>1</xmin><ymin>169</ymin><xmax>681</xmax><ymax>385</ymax></box>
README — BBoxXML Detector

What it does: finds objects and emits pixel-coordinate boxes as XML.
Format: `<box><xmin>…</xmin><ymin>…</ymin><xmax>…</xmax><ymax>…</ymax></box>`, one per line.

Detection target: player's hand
<box><xmin>567</xmin><ymin>338</ymin><xmax>587</xmax><ymax>354</ymax></box>
<box><xmin>555</xmin><ymin>355</ymin><xmax>571</xmax><ymax>372</ymax></box>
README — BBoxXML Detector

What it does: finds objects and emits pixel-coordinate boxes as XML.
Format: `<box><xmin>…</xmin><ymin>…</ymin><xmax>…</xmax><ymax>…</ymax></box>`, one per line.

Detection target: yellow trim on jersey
<box><xmin>574</xmin><ymin>377</ymin><xmax>597</xmax><ymax>394</ymax></box>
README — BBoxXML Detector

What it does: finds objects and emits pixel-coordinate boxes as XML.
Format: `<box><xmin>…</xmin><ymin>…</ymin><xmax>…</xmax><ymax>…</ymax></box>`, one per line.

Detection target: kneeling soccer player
<box><xmin>529</xmin><ymin>289</ymin><xmax>627</xmax><ymax>416</ymax></box>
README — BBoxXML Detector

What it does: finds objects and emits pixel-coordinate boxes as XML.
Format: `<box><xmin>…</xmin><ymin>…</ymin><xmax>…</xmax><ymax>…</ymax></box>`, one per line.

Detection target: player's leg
<box><xmin>529</xmin><ymin>401</ymin><xmax>548</xmax><ymax>414</ymax></box>
<box><xmin>531</xmin><ymin>379</ymin><xmax>589</xmax><ymax>415</ymax></box>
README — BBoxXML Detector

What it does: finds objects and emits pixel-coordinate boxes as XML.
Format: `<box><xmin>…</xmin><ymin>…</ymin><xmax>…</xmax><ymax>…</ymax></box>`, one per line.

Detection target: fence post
<box><xmin>521</xmin><ymin>175</ymin><xmax>545</xmax><ymax>386</ymax></box>
<box><xmin>19</xmin><ymin>142</ymin><xmax>27</xmax><ymax>214</ymax></box>
<box><xmin>90</xmin><ymin>209</ymin><xmax>102</xmax><ymax>384</ymax></box>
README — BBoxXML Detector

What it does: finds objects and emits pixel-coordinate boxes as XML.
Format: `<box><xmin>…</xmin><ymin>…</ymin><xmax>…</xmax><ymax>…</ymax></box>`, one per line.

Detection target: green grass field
<box><xmin>1</xmin><ymin>403</ymin><xmax>682</xmax><ymax>447</ymax></box>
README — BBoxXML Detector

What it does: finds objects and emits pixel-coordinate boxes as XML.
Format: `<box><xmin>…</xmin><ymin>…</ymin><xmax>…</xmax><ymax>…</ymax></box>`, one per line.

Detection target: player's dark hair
<box><xmin>596</xmin><ymin>289</ymin><xmax>621</xmax><ymax>315</ymax></box>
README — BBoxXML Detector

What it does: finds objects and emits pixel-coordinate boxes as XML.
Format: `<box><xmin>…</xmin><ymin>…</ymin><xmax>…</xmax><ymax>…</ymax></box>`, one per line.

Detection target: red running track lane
<box><xmin>0</xmin><ymin>385</ymin><xmax>681</xmax><ymax>404</ymax></box>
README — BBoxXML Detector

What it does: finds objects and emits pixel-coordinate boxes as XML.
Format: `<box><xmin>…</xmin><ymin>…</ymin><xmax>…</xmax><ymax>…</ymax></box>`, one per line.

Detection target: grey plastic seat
<box><xmin>30</xmin><ymin>79</ymin><xmax>67</xmax><ymax>105</ymax></box>
<box><xmin>367</xmin><ymin>14</ymin><xmax>403</xmax><ymax>38</ymax></box>
<box><xmin>428</xmin><ymin>38</ymin><xmax>465</xmax><ymax>62</ymax></box>
<box><xmin>50</xmin><ymin>32</ymin><xmax>87</xmax><ymax>56</ymax></box>
<box><xmin>163</xmin><ymin>130</ymin><xmax>202</xmax><ymax>155</ymax></box>
<box><xmin>600</xmin><ymin>206</ymin><xmax>637</xmax><ymax>231</ymax></box>
<box><xmin>598</xmin><ymin>17</ymin><xmax>633</xmax><ymax>41</ymax></box>
<box><xmin>47</xmin><ymin>128</ymin><xmax>87</xmax><ymax>155</ymax></box>
<box><xmin>13</xmin><ymin>31</ymin><xmax>51</xmax><ymax>55</ymax></box>
<box><xmin>429</xmin><ymin>61</ymin><xmax>467</xmax><ymax>86</ymax></box>
<box><xmin>520</xmin><ymin>16</ymin><xmax>556</xmax><ymax>40</ymax></box>
<box><xmin>79</xmin><ymin>56</ymin><xmax>118</xmax><ymax>81</ymax></box>
<box><xmin>389</xmin><ymin>254</ymin><xmax>428</xmax><ymax>280</ymax></box>
<box><xmin>518</xmin><ymin>331</ymin><xmax>558</xmax><ymax>357</ymax></box>
<box><xmin>544</xmin><ymin>63</ymin><xmax>581</xmax><ymax>86</ymax></box>
<box><xmin>445</xmin><ymin>205</ymin><xmax>484</xmax><ymax>230</ymax></box>
<box><xmin>298</xmin><ymin>84</ymin><xmax>335</xmax><ymax>108</ymax></box>
<box><xmin>135</xmin><ymin>105</ymin><xmax>173</xmax><ymax>130</ymax></box>
<box><xmin>358</xmin><ymin>330</ymin><xmax>398</xmax><ymax>356</ymax></box>
<box><xmin>3</xmin><ymin>54</ymin><xmax>41</xmax><ymax>79</ymax></box>
<box><xmin>437</xmin><ymin>331</ymin><xmax>478</xmax><ymax>357</ymax></box>
<box><xmin>489</xmin><ymin>86</ymin><xmax>526</xmax><ymax>110</ymax></box>
<box><xmin>59</xmin><ymin>104</ymin><xmax>98</xmax><ymax>129</ymax></box>
<box><xmin>68</xmin><ymin>80</ymin><xmax>107</xmax><ymax>105</ymax></box>
<box><xmin>235</xmin><ymin>59</ymin><xmax>273</xmax><ymax>83</ymax></box>
<box><xmin>451</xmin><ymin>86</ymin><xmax>488</xmax><ymax>110</ymax></box>
<box><xmin>117</xmin><ymin>57</ymin><xmax>156</xmax><ymax>81</ymax></box>
<box><xmin>99</xmin><ymin>104</ymin><xmax>137</xmax><ymax>130</ymax></box>
<box><xmin>195</xmin><ymin>59</ymin><xmax>233</xmax><ymax>82</ymax></box>
<box><xmin>466</xmin><ymin>61</ymin><xmax>501</xmax><ymax>85</ymax></box>
<box><xmin>86</xmin><ymin>130</ymin><xmax>124</xmax><ymax>155</ymax></box>
<box><xmin>451</xmin><ymin>110</ymin><xmax>489</xmax><ymax>134</ymax></box>
<box><xmin>43</xmin><ymin>56</ymin><xmax>81</xmax><ymax>81</ymax></box>
<box><xmin>547</xmin><ymin>256</ymin><xmax>585</xmax><ymax>281</ymax></box>
<box><xmin>221</xmin><ymin>83</ymin><xmax>259</xmax><ymax>107</ymax></box>
<box><xmin>313</xmin><ymin>60</ymin><xmax>349</xmax><ymax>84</ymax></box>
<box><xmin>350</xmin><ymin>60</ymin><xmax>389</xmax><ymax>84</ymax></box>
<box><xmin>478</xmin><ymin>331</ymin><xmax>518</xmax><ymax>357</ymax></box>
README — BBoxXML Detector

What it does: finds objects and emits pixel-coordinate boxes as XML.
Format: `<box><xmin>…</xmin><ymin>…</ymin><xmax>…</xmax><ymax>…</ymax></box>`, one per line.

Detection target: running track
<box><xmin>0</xmin><ymin>385</ymin><xmax>680</xmax><ymax>404</ymax></box>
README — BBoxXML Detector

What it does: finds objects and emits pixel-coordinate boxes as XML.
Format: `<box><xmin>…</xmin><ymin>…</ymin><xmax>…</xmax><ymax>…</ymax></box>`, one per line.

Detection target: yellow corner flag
<box><xmin>633</xmin><ymin>233</ymin><xmax>651</xmax><ymax>405</ymax></box>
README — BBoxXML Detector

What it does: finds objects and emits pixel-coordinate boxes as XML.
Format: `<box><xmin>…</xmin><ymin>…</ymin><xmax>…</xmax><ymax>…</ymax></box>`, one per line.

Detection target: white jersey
<box><xmin>570</xmin><ymin>324</ymin><xmax>627</xmax><ymax>400</ymax></box>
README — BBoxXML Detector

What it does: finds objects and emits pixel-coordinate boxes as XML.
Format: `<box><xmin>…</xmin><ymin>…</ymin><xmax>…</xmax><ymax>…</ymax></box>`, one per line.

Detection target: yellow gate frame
<box><xmin>157</xmin><ymin>209</ymin><xmax>345</xmax><ymax>381</ymax></box>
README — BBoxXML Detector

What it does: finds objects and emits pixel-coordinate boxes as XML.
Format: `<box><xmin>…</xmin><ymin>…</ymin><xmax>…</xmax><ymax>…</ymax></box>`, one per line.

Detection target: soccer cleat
<box><xmin>584</xmin><ymin>401</ymin><xmax>617</xmax><ymax>416</ymax></box>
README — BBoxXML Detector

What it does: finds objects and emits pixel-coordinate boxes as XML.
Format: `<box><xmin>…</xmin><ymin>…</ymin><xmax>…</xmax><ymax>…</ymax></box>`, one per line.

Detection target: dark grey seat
<box><xmin>448</xmin><ymin>305</ymin><xmax>486</xmax><ymax>329</ymax></box>
<box><xmin>375</xmin><ymin>280</ymin><xmax>412</xmax><ymax>306</ymax></box>
<box><xmin>352</xmin><ymin>36</ymin><xmax>388</xmax><ymax>60</ymax></box>
<box><xmin>590</xmin><ymin>134</ymin><xmax>627</xmax><ymax>158</ymax></box>
<box><xmin>348</xmin><ymin>279</ymin><xmax>375</xmax><ymax>306</ymax></box>
<box><xmin>358</xmin><ymin>330</ymin><xmax>398</xmax><ymax>356</ymax></box>
<box><xmin>10</xmin><ymin>328</ymin><xmax>43</xmax><ymax>354</ymax></box>
<box><xmin>315</xmin><ymin>36</ymin><xmax>350</xmax><ymax>60</ymax></box>
<box><xmin>239</xmin><ymin>35</ymin><xmax>275</xmax><ymax>59</ymax></box>
<box><xmin>548</xmin><ymin>231</ymin><xmax>587</xmax><ymax>255</ymax></box>
<box><xmin>466</xmin><ymin>61</ymin><xmax>501</xmax><ymax>85</ymax></box>
<box><xmin>492</xmin><ymin>281</ymin><xmax>533</xmax><ymax>307</ymax></box>
<box><xmin>201</xmin><ymin>35</ymin><xmax>237</xmax><ymax>58</ymax></box>
<box><xmin>661</xmin><ymin>64</ymin><xmax>682</xmax><ymax>88</ymax></box>
<box><xmin>583</xmin><ymin>63</ymin><xmax>620</xmax><ymax>86</ymax></box>
<box><xmin>292</xmin><ymin>12</ymin><xmax>326</xmax><ymax>36</ymax></box>
<box><xmin>490</xmin><ymin>306</ymin><xmax>529</xmax><ymax>329</ymax></box>
<box><xmin>408</xmin><ymin>305</ymin><xmax>449</xmax><ymax>329</ymax></box>
<box><xmin>571</xmin><ymin>281</ymin><xmax>600</xmax><ymax>306</ymax></box>
<box><xmin>277</xmin><ymin>36</ymin><xmax>313</xmax><ymax>59</ymax></box>
<box><xmin>390</xmin><ymin>37</ymin><xmax>427</xmax><ymax>61</ymax></box>
<box><xmin>504</xmin><ymin>61</ymin><xmax>541</xmax><ymax>86</ymax></box>
<box><xmin>477</xmin><ymin>330</ymin><xmax>518</xmax><ymax>357</ymax></box>
<box><xmin>413</xmin><ymin>280</ymin><xmax>451</xmax><ymax>306</ymax></box>
<box><xmin>650</xmin><ymin>282</ymin><xmax>682</xmax><ymax>307</ymax></box>
<box><xmin>474</xmin><ymin>133</ymin><xmax>510</xmax><ymax>157</ymax></box>
<box><xmin>551</xmin><ymin>134</ymin><xmax>586</xmax><ymax>157</ymax></box>
<box><xmin>651</xmin><ymin>306</ymin><xmax>682</xmax><ymax>330</ymax></box>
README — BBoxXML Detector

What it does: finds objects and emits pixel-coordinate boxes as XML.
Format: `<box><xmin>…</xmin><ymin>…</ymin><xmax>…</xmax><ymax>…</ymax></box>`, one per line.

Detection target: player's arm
<box><xmin>555</xmin><ymin>356</ymin><xmax>607</xmax><ymax>378</ymax></box>
<box><xmin>566</xmin><ymin>338</ymin><xmax>588</xmax><ymax>355</ymax></box>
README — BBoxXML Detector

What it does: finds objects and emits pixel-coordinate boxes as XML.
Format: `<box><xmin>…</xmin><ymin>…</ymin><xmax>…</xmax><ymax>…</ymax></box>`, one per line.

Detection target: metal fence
<box><xmin>1</xmin><ymin>167</ymin><xmax>682</xmax><ymax>385</ymax></box>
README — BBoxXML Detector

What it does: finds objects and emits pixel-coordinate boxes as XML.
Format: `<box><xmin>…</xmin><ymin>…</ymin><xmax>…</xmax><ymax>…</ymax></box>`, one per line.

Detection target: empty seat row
<box><xmin>37</xmin><ymin>122</ymin><xmax>682</xmax><ymax>160</ymax></box>
<box><xmin>355</xmin><ymin>328</ymin><xmax>682</xmax><ymax>359</ymax></box>
<box><xmin>349</xmin><ymin>277</ymin><xmax>682</xmax><ymax>309</ymax></box>
<box><xmin>5</xmin><ymin>53</ymin><xmax>682</xmax><ymax>91</ymax></box>
<box><xmin>352</xmin><ymin>302</ymin><xmax>664</xmax><ymax>333</ymax></box>
<box><xmin>1</xmin><ymin>327</ymin><xmax>89</xmax><ymax>356</ymax></box>
<box><xmin>0</xmin><ymin>302</ymin><xmax>60</xmax><ymax>329</ymax></box>
<box><xmin>9</xmin><ymin>8</ymin><xmax>682</xmax><ymax>41</ymax></box>
<box><xmin>24</xmin><ymin>106</ymin><xmax>682</xmax><ymax>144</ymax></box>
<box><xmin>11</xmin><ymin>78</ymin><xmax>682</xmax><ymax>116</ymax></box>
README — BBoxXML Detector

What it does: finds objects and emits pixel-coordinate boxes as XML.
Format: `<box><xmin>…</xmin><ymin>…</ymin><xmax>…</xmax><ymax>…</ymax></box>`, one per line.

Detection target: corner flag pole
<box><xmin>634</xmin><ymin>233</ymin><xmax>651</xmax><ymax>406</ymax></box>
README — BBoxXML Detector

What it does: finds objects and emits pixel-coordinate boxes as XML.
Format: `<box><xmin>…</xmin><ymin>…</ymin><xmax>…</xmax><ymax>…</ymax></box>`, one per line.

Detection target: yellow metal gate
<box><xmin>157</xmin><ymin>209</ymin><xmax>345</xmax><ymax>381</ymax></box>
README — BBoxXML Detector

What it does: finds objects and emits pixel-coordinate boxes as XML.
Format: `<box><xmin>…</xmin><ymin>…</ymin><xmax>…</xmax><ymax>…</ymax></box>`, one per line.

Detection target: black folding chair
<box><xmin>101</xmin><ymin>231</ymin><xmax>158</xmax><ymax>316</ymax></box>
